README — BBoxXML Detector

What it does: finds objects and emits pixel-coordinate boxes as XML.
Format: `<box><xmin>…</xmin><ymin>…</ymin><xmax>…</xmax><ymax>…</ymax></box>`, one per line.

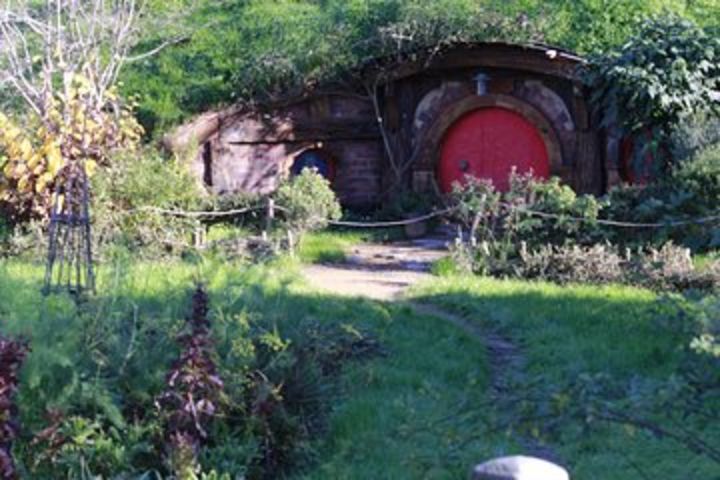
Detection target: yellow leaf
<box><xmin>17</xmin><ymin>175</ymin><xmax>29</xmax><ymax>191</ymax></box>
<box><xmin>19</xmin><ymin>139</ymin><xmax>34</xmax><ymax>159</ymax></box>
<box><xmin>85</xmin><ymin>160</ymin><xmax>98</xmax><ymax>177</ymax></box>
<box><xmin>47</xmin><ymin>147</ymin><xmax>64</xmax><ymax>176</ymax></box>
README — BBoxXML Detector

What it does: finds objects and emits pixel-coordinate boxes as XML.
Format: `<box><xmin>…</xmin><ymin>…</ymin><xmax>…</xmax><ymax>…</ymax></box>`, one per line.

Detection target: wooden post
<box><xmin>263</xmin><ymin>197</ymin><xmax>275</xmax><ymax>242</ymax></box>
<box><xmin>287</xmin><ymin>229</ymin><xmax>295</xmax><ymax>257</ymax></box>
<box><xmin>193</xmin><ymin>225</ymin><xmax>207</xmax><ymax>249</ymax></box>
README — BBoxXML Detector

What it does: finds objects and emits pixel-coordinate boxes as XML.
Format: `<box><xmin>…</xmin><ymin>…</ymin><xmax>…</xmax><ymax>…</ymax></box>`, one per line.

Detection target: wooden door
<box><xmin>438</xmin><ymin>107</ymin><xmax>550</xmax><ymax>192</ymax></box>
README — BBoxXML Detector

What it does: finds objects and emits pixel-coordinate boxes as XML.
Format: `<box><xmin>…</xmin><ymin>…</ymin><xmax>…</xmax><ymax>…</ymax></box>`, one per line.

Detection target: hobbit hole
<box><xmin>166</xmin><ymin>43</ymin><xmax>619</xmax><ymax>207</ymax></box>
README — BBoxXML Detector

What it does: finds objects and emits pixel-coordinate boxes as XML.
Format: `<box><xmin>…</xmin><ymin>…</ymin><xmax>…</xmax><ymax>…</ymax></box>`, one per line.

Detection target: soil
<box><xmin>301</xmin><ymin>238</ymin><xmax>448</xmax><ymax>300</ymax></box>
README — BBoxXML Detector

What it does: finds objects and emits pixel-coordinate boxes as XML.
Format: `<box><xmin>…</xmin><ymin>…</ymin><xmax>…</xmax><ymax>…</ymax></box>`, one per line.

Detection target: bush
<box><xmin>603</xmin><ymin>143</ymin><xmax>720</xmax><ymax>251</ymax></box>
<box><xmin>92</xmin><ymin>148</ymin><xmax>203</xmax><ymax>258</ymax></box>
<box><xmin>451</xmin><ymin>171</ymin><xmax>601</xmax><ymax>251</ymax></box>
<box><xmin>519</xmin><ymin>243</ymin><xmax>625</xmax><ymax>285</ymax></box>
<box><xmin>274</xmin><ymin>169</ymin><xmax>341</xmax><ymax>243</ymax></box>
<box><xmin>516</xmin><ymin>242</ymin><xmax>720</xmax><ymax>292</ymax></box>
<box><xmin>586</xmin><ymin>15</ymin><xmax>720</xmax><ymax>173</ymax></box>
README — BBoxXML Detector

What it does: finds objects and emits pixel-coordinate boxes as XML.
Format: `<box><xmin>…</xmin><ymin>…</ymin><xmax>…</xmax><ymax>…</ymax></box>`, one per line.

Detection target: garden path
<box><xmin>301</xmin><ymin>237</ymin><xmax>447</xmax><ymax>300</ymax></box>
<box><xmin>301</xmin><ymin>237</ymin><xmax>563</xmax><ymax>464</ymax></box>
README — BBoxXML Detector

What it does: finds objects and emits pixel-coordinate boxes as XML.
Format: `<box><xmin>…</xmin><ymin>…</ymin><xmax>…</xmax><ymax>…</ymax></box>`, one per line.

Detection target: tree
<box><xmin>0</xmin><ymin>0</ymin><xmax>196</xmax><ymax>219</ymax></box>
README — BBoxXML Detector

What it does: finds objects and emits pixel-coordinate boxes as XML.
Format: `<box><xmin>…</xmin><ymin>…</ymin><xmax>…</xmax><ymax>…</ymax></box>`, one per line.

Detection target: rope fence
<box><xmin>496</xmin><ymin>203</ymin><xmax>720</xmax><ymax>229</ymax></box>
<box><xmin>126</xmin><ymin>202</ymin><xmax>720</xmax><ymax>231</ymax></box>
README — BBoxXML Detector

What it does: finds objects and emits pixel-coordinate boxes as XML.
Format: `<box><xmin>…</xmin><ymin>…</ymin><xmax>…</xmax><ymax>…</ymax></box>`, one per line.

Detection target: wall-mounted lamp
<box><xmin>474</xmin><ymin>72</ymin><xmax>490</xmax><ymax>96</ymax></box>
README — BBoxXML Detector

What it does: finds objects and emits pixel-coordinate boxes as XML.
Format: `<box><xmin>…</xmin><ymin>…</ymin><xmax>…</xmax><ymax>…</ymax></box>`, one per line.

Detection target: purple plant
<box><xmin>157</xmin><ymin>285</ymin><xmax>224</xmax><ymax>475</ymax></box>
<box><xmin>0</xmin><ymin>335</ymin><xmax>29</xmax><ymax>480</ymax></box>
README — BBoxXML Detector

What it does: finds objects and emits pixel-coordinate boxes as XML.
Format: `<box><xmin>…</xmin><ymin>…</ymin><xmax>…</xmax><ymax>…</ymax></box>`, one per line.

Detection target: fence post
<box><xmin>263</xmin><ymin>197</ymin><xmax>275</xmax><ymax>242</ymax></box>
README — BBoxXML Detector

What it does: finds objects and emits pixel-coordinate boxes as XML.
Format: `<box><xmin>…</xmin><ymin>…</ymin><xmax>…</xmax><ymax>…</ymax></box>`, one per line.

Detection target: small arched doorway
<box><xmin>438</xmin><ymin>107</ymin><xmax>550</xmax><ymax>193</ymax></box>
<box><xmin>290</xmin><ymin>149</ymin><xmax>336</xmax><ymax>182</ymax></box>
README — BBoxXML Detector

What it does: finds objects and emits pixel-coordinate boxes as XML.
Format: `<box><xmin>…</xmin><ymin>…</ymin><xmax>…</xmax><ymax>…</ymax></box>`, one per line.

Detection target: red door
<box><xmin>438</xmin><ymin>107</ymin><xmax>550</xmax><ymax>193</ymax></box>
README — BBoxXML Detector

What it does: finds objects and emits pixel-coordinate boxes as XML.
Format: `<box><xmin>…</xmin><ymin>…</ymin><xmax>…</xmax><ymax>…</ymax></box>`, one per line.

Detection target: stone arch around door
<box><xmin>414</xmin><ymin>94</ymin><xmax>563</xmax><ymax>194</ymax></box>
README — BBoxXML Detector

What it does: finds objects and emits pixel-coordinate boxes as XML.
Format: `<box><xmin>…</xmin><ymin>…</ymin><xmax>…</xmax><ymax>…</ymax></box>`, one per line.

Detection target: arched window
<box><xmin>291</xmin><ymin>149</ymin><xmax>335</xmax><ymax>181</ymax></box>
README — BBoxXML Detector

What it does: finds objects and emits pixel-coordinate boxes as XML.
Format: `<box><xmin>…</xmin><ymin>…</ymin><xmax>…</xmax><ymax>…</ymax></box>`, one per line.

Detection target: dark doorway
<box><xmin>291</xmin><ymin>149</ymin><xmax>335</xmax><ymax>181</ymax></box>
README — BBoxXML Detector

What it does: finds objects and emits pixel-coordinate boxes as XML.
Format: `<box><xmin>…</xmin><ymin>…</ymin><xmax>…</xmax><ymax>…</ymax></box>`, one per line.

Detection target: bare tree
<box><xmin>0</xmin><ymin>0</ymin><xmax>193</xmax><ymax>118</ymax></box>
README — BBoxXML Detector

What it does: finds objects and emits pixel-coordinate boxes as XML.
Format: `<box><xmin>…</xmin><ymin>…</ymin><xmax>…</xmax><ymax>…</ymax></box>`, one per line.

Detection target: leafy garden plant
<box><xmin>0</xmin><ymin>335</ymin><xmax>29</xmax><ymax>480</ymax></box>
<box><xmin>0</xmin><ymin>76</ymin><xmax>143</xmax><ymax>222</ymax></box>
<box><xmin>587</xmin><ymin>15</ymin><xmax>720</xmax><ymax>174</ymax></box>
<box><xmin>274</xmin><ymin>168</ymin><xmax>342</xmax><ymax>245</ymax></box>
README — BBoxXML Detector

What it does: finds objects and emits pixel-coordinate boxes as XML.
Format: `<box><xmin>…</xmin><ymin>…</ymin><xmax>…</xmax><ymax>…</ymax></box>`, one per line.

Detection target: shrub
<box><xmin>92</xmin><ymin>148</ymin><xmax>202</xmax><ymax>258</ymax></box>
<box><xmin>603</xmin><ymin>143</ymin><xmax>720</xmax><ymax>251</ymax></box>
<box><xmin>274</xmin><ymin>169</ymin><xmax>341</xmax><ymax>243</ymax></box>
<box><xmin>519</xmin><ymin>243</ymin><xmax>625</xmax><ymax>285</ymax></box>
<box><xmin>586</xmin><ymin>15</ymin><xmax>720</xmax><ymax>173</ymax></box>
<box><xmin>451</xmin><ymin>172</ymin><xmax>601</xmax><ymax>273</ymax></box>
<box><xmin>450</xmin><ymin>171</ymin><xmax>601</xmax><ymax>253</ymax></box>
<box><xmin>0</xmin><ymin>335</ymin><xmax>29</xmax><ymax>479</ymax></box>
<box><xmin>516</xmin><ymin>242</ymin><xmax>720</xmax><ymax>292</ymax></box>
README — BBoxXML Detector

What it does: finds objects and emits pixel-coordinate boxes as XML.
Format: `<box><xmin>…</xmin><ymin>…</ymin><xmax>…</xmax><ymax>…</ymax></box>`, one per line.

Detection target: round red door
<box><xmin>438</xmin><ymin>107</ymin><xmax>550</xmax><ymax>193</ymax></box>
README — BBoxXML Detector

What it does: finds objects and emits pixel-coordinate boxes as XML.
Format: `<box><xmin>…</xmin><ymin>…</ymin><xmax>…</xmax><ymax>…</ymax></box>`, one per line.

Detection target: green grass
<box><xmin>297</xmin><ymin>231</ymin><xmax>365</xmax><ymax>264</ymax></box>
<box><xmin>297</xmin><ymin>228</ymin><xmax>406</xmax><ymax>264</ymax></box>
<box><xmin>296</xmin><ymin>301</ymin><xmax>498</xmax><ymax>479</ymax></box>
<box><xmin>0</xmin><ymin>255</ymin><xmax>496</xmax><ymax>478</ymax></box>
<box><xmin>409</xmin><ymin>275</ymin><xmax>718</xmax><ymax>480</ymax></box>
<box><xmin>2</xmin><ymin>255</ymin><xmax>716</xmax><ymax>478</ymax></box>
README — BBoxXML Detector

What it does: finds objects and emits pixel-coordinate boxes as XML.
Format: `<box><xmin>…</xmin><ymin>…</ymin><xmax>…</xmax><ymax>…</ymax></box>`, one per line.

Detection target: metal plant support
<box><xmin>43</xmin><ymin>162</ymin><xmax>95</xmax><ymax>296</ymax></box>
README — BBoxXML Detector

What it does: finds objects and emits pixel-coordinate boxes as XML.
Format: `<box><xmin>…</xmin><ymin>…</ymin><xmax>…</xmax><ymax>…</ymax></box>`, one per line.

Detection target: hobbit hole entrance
<box><xmin>437</xmin><ymin>107</ymin><xmax>550</xmax><ymax>193</ymax></box>
<box><xmin>291</xmin><ymin>149</ymin><xmax>336</xmax><ymax>182</ymax></box>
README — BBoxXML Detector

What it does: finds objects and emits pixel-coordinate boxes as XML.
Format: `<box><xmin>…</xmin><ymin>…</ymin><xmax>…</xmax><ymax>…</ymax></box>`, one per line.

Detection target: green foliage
<box><xmin>603</xmin><ymin>143</ymin><xmax>720</xmax><ymax>251</ymax></box>
<box><xmin>118</xmin><ymin>1</ymin><xmax>527</xmax><ymax>135</ymax></box>
<box><xmin>119</xmin><ymin>1</ymin><xmax>719</xmax><ymax>136</ymax></box>
<box><xmin>92</xmin><ymin>148</ymin><xmax>202</xmax><ymax>257</ymax></box>
<box><xmin>274</xmin><ymin>169</ymin><xmax>342</xmax><ymax>241</ymax></box>
<box><xmin>587</xmin><ymin>15</ymin><xmax>720</xmax><ymax>172</ymax></box>
<box><xmin>451</xmin><ymin>171</ymin><xmax>600</xmax><ymax>251</ymax></box>
<box><xmin>670</xmin><ymin>115</ymin><xmax>720</xmax><ymax>162</ymax></box>
<box><xmin>0</xmin><ymin>257</ymin><xmax>380</xmax><ymax>478</ymax></box>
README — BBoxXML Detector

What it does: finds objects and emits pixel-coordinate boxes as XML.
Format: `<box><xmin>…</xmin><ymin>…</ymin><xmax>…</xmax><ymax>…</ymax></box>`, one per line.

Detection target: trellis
<box><xmin>42</xmin><ymin>162</ymin><xmax>95</xmax><ymax>296</ymax></box>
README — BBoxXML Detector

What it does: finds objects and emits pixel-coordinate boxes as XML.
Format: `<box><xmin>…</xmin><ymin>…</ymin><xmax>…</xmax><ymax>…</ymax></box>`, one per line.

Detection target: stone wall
<box><xmin>193</xmin><ymin>95</ymin><xmax>384</xmax><ymax>207</ymax></box>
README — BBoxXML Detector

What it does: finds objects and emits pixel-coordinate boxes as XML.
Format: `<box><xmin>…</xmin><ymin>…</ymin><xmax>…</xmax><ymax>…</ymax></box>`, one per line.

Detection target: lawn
<box><xmin>1</xmin><ymin>253</ymin><xmax>717</xmax><ymax>478</ymax></box>
<box><xmin>0</xmin><ymin>255</ymin><xmax>495</xmax><ymax>478</ymax></box>
<box><xmin>410</xmin><ymin>276</ymin><xmax>719</xmax><ymax>480</ymax></box>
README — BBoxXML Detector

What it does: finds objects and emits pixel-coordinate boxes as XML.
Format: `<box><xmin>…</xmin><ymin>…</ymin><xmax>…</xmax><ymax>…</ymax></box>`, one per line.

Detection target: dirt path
<box><xmin>301</xmin><ymin>239</ymin><xmax>448</xmax><ymax>300</ymax></box>
<box><xmin>301</xmin><ymin>238</ymin><xmax>562</xmax><ymax>463</ymax></box>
